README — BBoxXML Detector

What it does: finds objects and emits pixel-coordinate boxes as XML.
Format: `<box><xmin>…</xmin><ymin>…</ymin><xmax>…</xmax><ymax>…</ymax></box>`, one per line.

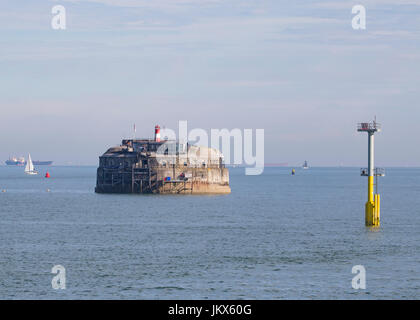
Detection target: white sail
<box><xmin>24</xmin><ymin>156</ymin><xmax>30</xmax><ymax>172</ymax></box>
<box><xmin>29</xmin><ymin>154</ymin><xmax>33</xmax><ymax>171</ymax></box>
<box><xmin>24</xmin><ymin>154</ymin><xmax>37</xmax><ymax>174</ymax></box>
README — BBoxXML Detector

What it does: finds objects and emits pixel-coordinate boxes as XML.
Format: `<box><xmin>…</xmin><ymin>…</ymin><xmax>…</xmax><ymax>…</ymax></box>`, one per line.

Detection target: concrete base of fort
<box><xmin>95</xmin><ymin>167</ymin><xmax>231</xmax><ymax>195</ymax></box>
<box><xmin>95</xmin><ymin>182</ymin><xmax>231</xmax><ymax>194</ymax></box>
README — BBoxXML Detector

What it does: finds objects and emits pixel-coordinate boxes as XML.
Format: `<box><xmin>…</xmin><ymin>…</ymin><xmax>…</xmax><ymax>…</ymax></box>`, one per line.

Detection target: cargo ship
<box><xmin>5</xmin><ymin>157</ymin><xmax>53</xmax><ymax>166</ymax></box>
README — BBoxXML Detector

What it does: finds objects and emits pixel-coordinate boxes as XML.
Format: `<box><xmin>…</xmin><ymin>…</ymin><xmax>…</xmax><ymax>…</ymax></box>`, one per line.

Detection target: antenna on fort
<box><xmin>357</xmin><ymin>118</ymin><xmax>384</xmax><ymax>227</ymax></box>
<box><xmin>133</xmin><ymin>124</ymin><xmax>136</xmax><ymax>140</ymax></box>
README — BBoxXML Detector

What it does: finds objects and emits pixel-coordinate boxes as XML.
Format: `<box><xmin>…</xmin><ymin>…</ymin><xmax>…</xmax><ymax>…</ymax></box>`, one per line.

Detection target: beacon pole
<box><xmin>357</xmin><ymin>120</ymin><xmax>384</xmax><ymax>227</ymax></box>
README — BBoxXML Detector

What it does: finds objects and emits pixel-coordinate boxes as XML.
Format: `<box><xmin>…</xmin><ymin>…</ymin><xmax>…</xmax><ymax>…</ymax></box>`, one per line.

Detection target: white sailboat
<box><xmin>24</xmin><ymin>154</ymin><xmax>38</xmax><ymax>175</ymax></box>
<box><xmin>302</xmin><ymin>160</ymin><xmax>309</xmax><ymax>170</ymax></box>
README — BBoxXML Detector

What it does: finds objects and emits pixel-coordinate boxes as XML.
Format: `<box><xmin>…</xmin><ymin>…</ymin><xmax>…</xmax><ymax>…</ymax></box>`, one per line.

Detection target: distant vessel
<box><xmin>5</xmin><ymin>156</ymin><xmax>53</xmax><ymax>166</ymax></box>
<box><xmin>5</xmin><ymin>156</ymin><xmax>25</xmax><ymax>166</ymax></box>
<box><xmin>24</xmin><ymin>154</ymin><xmax>38</xmax><ymax>175</ymax></box>
<box><xmin>32</xmin><ymin>160</ymin><xmax>53</xmax><ymax>166</ymax></box>
<box><xmin>302</xmin><ymin>160</ymin><xmax>309</xmax><ymax>169</ymax></box>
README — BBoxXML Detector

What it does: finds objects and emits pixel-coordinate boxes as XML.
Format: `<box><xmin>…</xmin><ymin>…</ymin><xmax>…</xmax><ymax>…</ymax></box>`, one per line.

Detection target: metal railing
<box><xmin>357</xmin><ymin>122</ymin><xmax>381</xmax><ymax>131</ymax></box>
<box><xmin>360</xmin><ymin>168</ymin><xmax>385</xmax><ymax>176</ymax></box>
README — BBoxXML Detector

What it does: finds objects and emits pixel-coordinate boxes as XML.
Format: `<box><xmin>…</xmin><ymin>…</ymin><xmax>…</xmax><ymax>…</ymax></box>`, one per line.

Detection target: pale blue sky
<box><xmin>0</xmin><ymin>0</ymin><xmax>419</xmax><ymax>166</ymax></box>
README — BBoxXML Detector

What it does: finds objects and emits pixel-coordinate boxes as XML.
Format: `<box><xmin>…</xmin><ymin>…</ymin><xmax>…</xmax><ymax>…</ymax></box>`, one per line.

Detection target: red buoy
<box><xmin>45</xmin><ymin>172</ymin><xmax>50</xmax><ymax>178</ymax></box>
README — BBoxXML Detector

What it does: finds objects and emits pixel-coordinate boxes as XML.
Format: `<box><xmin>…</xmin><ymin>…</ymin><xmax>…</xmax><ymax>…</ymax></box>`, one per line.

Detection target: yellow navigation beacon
<box><xmin>357</xmin><ymin>120</ymin><xmax>385</xmax><ymax>227</ymax></box>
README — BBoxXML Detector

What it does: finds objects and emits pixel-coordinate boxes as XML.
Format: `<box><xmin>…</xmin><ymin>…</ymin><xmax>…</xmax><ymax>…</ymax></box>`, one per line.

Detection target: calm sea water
<box><xmin>0</xmin><ymin>166</ymin><xmax>419</xmax><ymax>299</ymax></box>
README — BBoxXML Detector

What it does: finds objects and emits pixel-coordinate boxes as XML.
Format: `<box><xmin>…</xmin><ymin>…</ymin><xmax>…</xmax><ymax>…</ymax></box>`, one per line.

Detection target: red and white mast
<box><xmin>154</xmin><ymin>125</ymin><xmax>161</xmax><ymax>142</ymax></box>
